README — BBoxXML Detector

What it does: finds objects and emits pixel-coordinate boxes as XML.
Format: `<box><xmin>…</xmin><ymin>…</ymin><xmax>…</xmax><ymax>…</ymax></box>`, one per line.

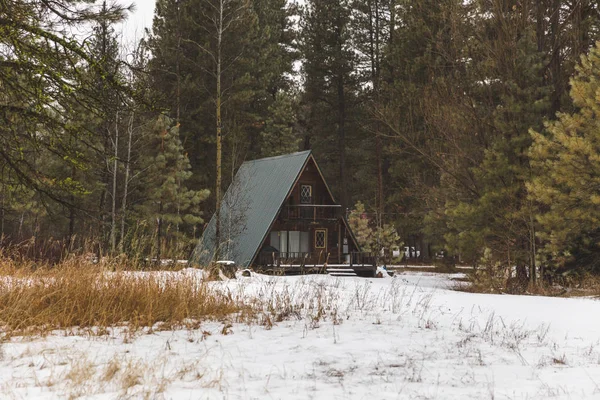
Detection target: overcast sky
<box><xmin>116</xmin><ymin>0</ymin><xmax>156</xmax><ymax>47</ymax></box>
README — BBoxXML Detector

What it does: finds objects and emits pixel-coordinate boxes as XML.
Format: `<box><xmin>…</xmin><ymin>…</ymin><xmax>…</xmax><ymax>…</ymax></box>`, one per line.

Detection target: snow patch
<box><xmin>1</xmin><ymin>272</ymin><xmax>600</xmax><ymax>399</ymax></box>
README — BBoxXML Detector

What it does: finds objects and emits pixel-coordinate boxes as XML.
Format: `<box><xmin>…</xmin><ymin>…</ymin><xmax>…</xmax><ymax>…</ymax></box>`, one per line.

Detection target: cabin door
<box><xmin>314</xmin><ymin>229</ymin><xmax>327</xmax><ymax>253</ymax></box>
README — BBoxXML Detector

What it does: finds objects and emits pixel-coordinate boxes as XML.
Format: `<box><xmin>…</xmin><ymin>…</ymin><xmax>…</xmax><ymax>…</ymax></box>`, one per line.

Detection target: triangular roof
<box><xmin>191</xmin><ymin>150</ymin><xmax>315</xmax><ymax>268</ymax></box>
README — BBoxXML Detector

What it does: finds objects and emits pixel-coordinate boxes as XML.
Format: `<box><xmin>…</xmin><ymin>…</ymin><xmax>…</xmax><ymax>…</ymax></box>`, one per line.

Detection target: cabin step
<box><xmin>328</xmin><ymin>272</ymin><xmax>358</xmax><ymax>277</ymax></box>
<box><xmin>326</xmin><ymin>267</ymin><xmax>358</xmax><ymax>277</ymax></box>
<box><xmin>326</xmin><ymin>268</ymin><xmax>356</xmax><ymax>273</ymax></box>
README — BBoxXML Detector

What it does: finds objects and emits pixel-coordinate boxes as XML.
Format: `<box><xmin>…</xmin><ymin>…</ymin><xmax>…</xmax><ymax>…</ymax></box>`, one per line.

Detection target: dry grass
<box><xmin>459</xmin><ymin>268</ymin><xmax>600</xmax><ymax>297</ymax></box>
<box><xmin>544</xmin><ymin>273</ymin><xmax>600</xmax><ymax>297</ymax></box>
<box><xmin>0</xmin><ymin>255</ymin><xmax>360</xmax><ymax>338</ymax></box>
<box><xmin>102</xmin><ymin>357</ymin><xmax>122</xmax><ymax>382</ymax></box>
<box><xmin>120</xmin><ymin>360</ymin><xmax>143</xmax><ymax>391</ymax></box>
<box><xmin>0</xmin><ymin>256</ymin><xmax>243</xmax><ymax>336</ymax></box>
<box><xmin>65</xmin><ymin>357</ymin><xmax>96</xmax><ymax>385</ymax></box>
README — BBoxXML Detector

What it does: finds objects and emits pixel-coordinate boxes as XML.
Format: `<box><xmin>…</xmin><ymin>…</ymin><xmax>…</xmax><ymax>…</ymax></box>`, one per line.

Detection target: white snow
<box><xmin>1</xmin><ymin>271</ymin><xmax>600</xmax><ymax>399</ymax></box>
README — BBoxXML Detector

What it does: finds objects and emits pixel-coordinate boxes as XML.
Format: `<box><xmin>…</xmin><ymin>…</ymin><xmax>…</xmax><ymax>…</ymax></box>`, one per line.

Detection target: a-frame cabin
<box><xmin>191</xmin><ymin>150</ymin><xmax>376</xmax><ymax>276</ymax></box>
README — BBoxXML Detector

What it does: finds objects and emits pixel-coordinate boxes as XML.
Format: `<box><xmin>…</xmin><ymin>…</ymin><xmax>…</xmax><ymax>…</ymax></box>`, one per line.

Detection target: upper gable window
<box><xmin>300</xmin><ymin>185</ymin><xmax>312</xmax><ymax>204</ymax></box>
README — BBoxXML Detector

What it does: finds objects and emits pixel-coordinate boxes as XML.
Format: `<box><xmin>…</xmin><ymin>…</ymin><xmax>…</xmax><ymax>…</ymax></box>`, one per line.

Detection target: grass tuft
<box><xmin>0</xmin><ymin>257</ymin><xmax>243</xmax><ymax>336</ymax></box>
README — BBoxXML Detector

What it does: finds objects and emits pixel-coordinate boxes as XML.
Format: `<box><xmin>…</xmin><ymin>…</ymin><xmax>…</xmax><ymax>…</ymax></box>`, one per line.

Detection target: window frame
<box><xmin>300</xmin><ymin>184</ymin><xmax>312</xmax><ymax>204</ymax></box>
<box><xmin>314</xmin><ymin>228</ymin><xmax>327</xmax><ymax>249</ymax></box>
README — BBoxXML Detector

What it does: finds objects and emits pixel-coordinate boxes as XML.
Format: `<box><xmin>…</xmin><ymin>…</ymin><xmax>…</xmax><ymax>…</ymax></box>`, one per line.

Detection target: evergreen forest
<box><xmin>3</xmin><ymin>0</ymin><xmax>600</xmax><ymax>284</ymax></box>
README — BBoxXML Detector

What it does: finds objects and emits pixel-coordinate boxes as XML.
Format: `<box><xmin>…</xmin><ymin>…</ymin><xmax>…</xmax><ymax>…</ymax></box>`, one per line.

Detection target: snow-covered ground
<box><xmin>1</xmin><ymin>271</ymin><xmax>600</xmax><ymax>399</ymax></box>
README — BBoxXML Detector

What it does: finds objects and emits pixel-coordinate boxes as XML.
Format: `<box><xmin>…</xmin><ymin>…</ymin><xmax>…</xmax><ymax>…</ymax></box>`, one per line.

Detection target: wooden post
<box><xmin>337</xmin><ymin>221</ymin><xmax>341</xmax><ymax>263</ymax></box>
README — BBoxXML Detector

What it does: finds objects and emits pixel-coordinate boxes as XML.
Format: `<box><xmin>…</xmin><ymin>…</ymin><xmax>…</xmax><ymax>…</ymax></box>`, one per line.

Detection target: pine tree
<box><xmin>348</xmin><ymin>201</ymin><xmax>401</xmax><ymax>264</ymax></box>
<box><xmin>442</xmin><ymin>21</ymin><xmax>550</xmax><ymax>282</ymax></box>
<box><xmin>529</xmin><ymin>41</ymin><xmax>600</xmax><ymax>273</ymax></box>
<box><xmin>259</xmin><ymin>91</ymin><xmax>299</xmax><ymax>157</ymax></box>
<box><xmin>376</xmin><ymin>0</ymin><xmax>469</xmax><ymax>259</ymax></box>
<box><xmin>300</xmin><ymin>0</ymin><xmax>357</xmax><ymax>210</ymax></box>
<box><xmin>0</xmin><ymin>0</ymin><xmax>130</xmax><ymax>246</ymax></box>
<box><xmin>148</xmin><ymin>0</ymin><xmax>296</xmax><ymax>189</ymax></box>
<box><xmin>351</xmin><ymin>0</ymin><xmax>395</xmax><ymax>222</ymax></box>
<box><xmin>136</xmin><ymin>116</ymin><xmax>210</xmax><ymax>260</ymax></box>
<box><xmin>348</xmin><ymin>201</ymin><xmax>374</xmax><ymax>251</ymax></box>
<box><xmin>148</xmin><ymin>0</ymin><xmax>297</xmax><ymax>261</ymax></box>
<box><xmin>377</xmin><ymin>0</ymin><xmax>553</xmax><ymax>281</ymax></box>
<box><xmin>83</xmin><ymin>2</ymin><xmax>127</xmax><ymax>253</ymax></box>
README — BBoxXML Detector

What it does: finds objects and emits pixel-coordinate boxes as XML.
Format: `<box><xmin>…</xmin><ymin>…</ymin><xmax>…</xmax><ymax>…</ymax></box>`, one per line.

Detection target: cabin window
<box><xmin>271</xmin><ymin>231</ymin><xmax>309</xmax><ymax>254</ymax></box>
<box><xmin>315</xmin><ymin>229</ymin><xmax>327</xmax><ymax>249</ymax></box>
<box><xmin>299</xmin><ymin>232</ymin><xmax>310</xmax><ymax>252</ymax></box>
<box><xmin>300</xmin><ymin>185</ymin><xmax>312</xmax><ymax>204</ymax></box>
<box><xmin>269</xmin><ymin>232</ymin><xmax>280</xmax><ymax>251</ymax></box>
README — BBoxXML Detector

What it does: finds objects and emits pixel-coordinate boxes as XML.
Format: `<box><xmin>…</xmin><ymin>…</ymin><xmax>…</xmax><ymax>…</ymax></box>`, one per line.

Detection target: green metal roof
<box><xmin>191</xmin><ymin>150</ymin><xmax>312</xmax><ymax>268</ymax></box>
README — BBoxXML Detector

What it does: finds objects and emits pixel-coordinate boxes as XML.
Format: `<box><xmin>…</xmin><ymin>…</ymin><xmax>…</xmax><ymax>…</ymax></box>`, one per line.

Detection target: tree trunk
<box><xmin>18</xmin><ymin>211</ymin><xmax>24</xmax><ymax>240</ymax></box>
<box><xmin>1</xmin><ymin>176</ymin><xmax>5</xmax><ymax>238</ymax></box>
<box><xmin>98</xmin><ymin>135</ymin><xmax>109</xmax><ymax>259</ymax></box>
<box><xmin>0</xmin><ymin>192</ymin><xmax>4</xmax><ymax>238</ymax></box>
<box><xmin>110</xmin><ymin>112</ymin><xmax>119</xmax><ymax>254</ymax></box>
<box><xmin>367</xmin><ymin>0</ymin><xmax>385</xmax><ymax>225</ymax></box>
<box><xmin>120</xmin><ymin>111</ymin><xmax>134</xmax><ymax>254</ymax></box>
<box><xmin>176</xmin><ymin>0</ymin><xmax>181</xmax><ymax>125</ymax></box>
<box><xmin>338</xmin><ymin>73</ymin><xmax>348</xmax><ymax>211</ymax></box>
<box><xmin>536</xmin><ymin>0</ymin><xmax>544</xmax><ymax>53</ymax></box>
<box><xmin>550</xmin><ymin>0</ymin><xmax>561</xmax><ymax>115</ymax></box>
<box><xmin>529</xmin><ymin>207</ymin><xmax>537</xmax><ymax>285</ymax></box>
<box><xmin>214</xmin><ymin>0</ymin><xmax>224</xmax><ymax>262</ymax></box>
<box><xmin>387</xmin><ymin>0</ymin><xmax>395</xmax><ymax>79</ymax></box>
<box><xmin>157</xmin><ymin>204</ymin><xmax>163</xmax><ymax>263</ymax></box>
<box><xmin>68</xmin><ymin>192</ymin><xmax>75</xmax><ymax>250</ymax></box>
<box><xmin>97</xmin><ymin>1</ymin><xmax>110</xmax><ymax>260</ymax></box>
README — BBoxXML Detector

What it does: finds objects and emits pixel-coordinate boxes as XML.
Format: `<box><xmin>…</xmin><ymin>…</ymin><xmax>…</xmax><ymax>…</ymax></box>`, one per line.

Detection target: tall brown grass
<box><xmin>0</xmin><ymin>256</ymin><xmax>242</xmax><ymax>336</ymax></box>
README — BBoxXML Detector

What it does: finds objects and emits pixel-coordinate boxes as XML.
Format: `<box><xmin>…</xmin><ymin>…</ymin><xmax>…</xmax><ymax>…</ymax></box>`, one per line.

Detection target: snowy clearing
<box><xmin>1</xmin><ymin>271</ymin><xmax>600</xmax><ymax>399</ymax></box>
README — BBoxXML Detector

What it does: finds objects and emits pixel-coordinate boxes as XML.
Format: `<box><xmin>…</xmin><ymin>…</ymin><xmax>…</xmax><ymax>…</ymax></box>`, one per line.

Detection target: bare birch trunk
<box><xmin>110</xmin><ymin>112</ymin><xmax>119</xmax><ymax>254</ymax></box>
<box><xmin>68</xmin><ymin>180</ymin><xmax>75</xmax><ymax>250</ymax></box>
<box><xmin>336</xmin><ymin>11</ymin><xmax>348</xmax><ymax>211</ymax></box>
<box><xmin>1</xmin><ymin>170</ymin><xmax>5</xmax><ymax>238</ymax></box>
<box><xmin>214</xmin><ymin>0</ymin><xmax>224</xmax><ymax>262</ymax></box>
<box><xmin>0</xmin><ymin>182</ymin><xmax>4</xmax><ymax>238</ymax></box>
<box><xmin>529</xmin><ymin>204</ymin><xmax>537</xmax><ymax>285</ymax></box>
<box><xmin>120</xmin><ymin>112</ymin><xmax>134</xmax><ymax>254</ymax></box>
<box><xmin>157</xmin><ymin>204</ymin><xmax>163</xmax><ymax>262</ymax></box>
<box><xmin>338</xmin><ymin>73</ymin><xmax>347</xmax><ymax>211</ymax></box>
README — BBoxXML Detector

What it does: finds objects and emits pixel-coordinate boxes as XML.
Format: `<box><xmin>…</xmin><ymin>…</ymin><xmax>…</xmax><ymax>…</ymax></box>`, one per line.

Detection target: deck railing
<box><xmin>280</xmin><ymin>204</ymin><xmax>342</xmax><ymax>221</ymax></box>
<box><xmin>256</xmin><ymin>251</ymin><xmax>376</xmax><ymax>267</ymax></box>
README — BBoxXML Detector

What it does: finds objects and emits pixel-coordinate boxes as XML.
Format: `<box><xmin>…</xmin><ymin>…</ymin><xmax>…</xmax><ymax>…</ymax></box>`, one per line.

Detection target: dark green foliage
<box><xmin>375</xmin><ymin>0</ymin><xmax>600</xmax><ymax>279</ymax></box>
<box><xmin>0</xmin><ymin>0</ymin><xmax>130</xmax><ymax>244</ymax></box>
<box><xmin>146</xmin><ymin>0</ymin><xmax>297</xmax><ymax>199</ymax></box>
<box><xmin>135</xmin><ymin>116</ymin><xmax>209</xmax><ymax>258</ymax></box>
<box><xmin>299</xmin><ymin>0</ymin><xmax>358</xmax><ymax>209</ymax></box>
<box><xmin>529</xmin><ymin>42</ymin><xmax>600</xmax><ymax>272</ymax></box>
<box><xmin>2</xmin><ymin>0</ymin><xmax>600</xmax><ymax>275</ymax></box>
<box><xmin>259</xmin><ymin>91</ymin><xmax>300</xmax><ymax>157</ymax></box>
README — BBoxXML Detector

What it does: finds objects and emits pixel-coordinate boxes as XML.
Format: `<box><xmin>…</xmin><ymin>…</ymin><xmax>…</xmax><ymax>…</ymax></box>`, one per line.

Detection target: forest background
<box><xmin>3</xmin><ymin>0</ymin><xmax>600</xmax><ymax>285</ymax></box>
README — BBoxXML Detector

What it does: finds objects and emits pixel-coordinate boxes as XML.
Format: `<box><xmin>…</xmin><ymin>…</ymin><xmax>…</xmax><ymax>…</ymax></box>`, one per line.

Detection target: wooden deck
<box><xmin>253</xmin><ymin>251</ymin><xmax>377</xmax><ymax>277</ymax></box>
<box><xmin>253</xmin><ymin>264</ymin><xmax>377</xmax><ymax>277</ymax></box>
